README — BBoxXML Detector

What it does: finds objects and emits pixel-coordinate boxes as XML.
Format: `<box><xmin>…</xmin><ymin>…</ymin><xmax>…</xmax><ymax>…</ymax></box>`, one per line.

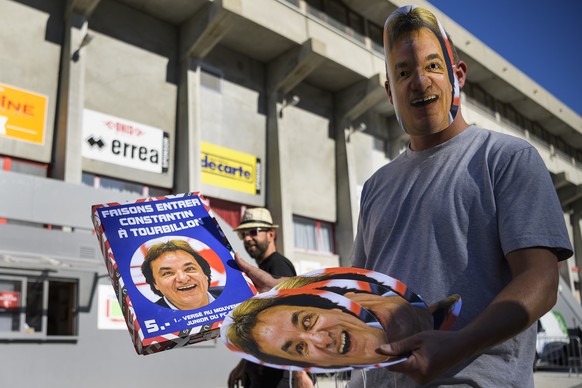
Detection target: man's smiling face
<box><xmin>243</xmin><ymin>228</ymin><xmax>272</xmax><ymax>261</ymax></box>
<box><xmin>386</xmin><ymin>27</ymin><xmax>453</xmax><ymax>138</ymax></box>
<box><xmin>152</xmin><ymin>249</ymin><xmax>209</xmax><ymax>310</ymax></box>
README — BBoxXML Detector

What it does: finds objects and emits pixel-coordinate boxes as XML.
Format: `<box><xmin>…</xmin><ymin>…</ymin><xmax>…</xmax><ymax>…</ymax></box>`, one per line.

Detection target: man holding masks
<box><xmin>348</xmin><ymin>5</ymin><xmax>572</xmax><ymax>387</ymax></box>
<box><xmin>235</xmin><ymin>5</ymin><xmax>572</xmax><ymax>387</ymax></box>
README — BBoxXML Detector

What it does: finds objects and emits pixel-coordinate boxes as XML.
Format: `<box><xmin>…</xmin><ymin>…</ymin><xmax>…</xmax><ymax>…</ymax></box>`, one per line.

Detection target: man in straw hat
<box><xmin>232</xmin><ymin>207</ymin><xmax>296</xmax><ymax>276</ymax></box>
<box><xmin>228</xmin><ymin>208</ymin><xmax>312</xmax><ymax>388</ymax></box>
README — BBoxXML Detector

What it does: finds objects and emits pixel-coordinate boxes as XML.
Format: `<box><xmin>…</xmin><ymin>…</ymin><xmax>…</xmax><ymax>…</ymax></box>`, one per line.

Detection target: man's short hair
<box><xmin>384</xmin><ymin>6</ymin><xmax>460</xmax><ymax>65</ymax></box>
<box><xmin>141</xmin><ymin>240</ymin><xmax>212</xmax><ymax>297</ymax></box>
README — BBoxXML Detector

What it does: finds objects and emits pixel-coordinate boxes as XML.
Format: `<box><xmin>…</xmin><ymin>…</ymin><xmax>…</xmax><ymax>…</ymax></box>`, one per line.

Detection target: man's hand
<box><xmin>228</xmin><ymin>360</ymin><xmax>246</xmax><ymax>388</ymax></box>
<box><xmin>234</xmin><ymin>252</ymin><xmax>285</xmax><ymax>292</ymax></box>
<box><xmin>377</xmin><ymin>330</ymin><xmax>469</xmax><ymax>385</ymax></box>
<box><xmin>378</xmin><ymin>248</ymin><xmax>560</xmax><ymax>384</ymax></box>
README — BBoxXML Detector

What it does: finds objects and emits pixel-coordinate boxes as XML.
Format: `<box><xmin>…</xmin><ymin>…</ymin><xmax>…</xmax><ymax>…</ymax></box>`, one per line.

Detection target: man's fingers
<box><xmin>377</xmin><ymin>335</ymin><xmax>419</xmax><ymax>357</ymax></box>
<box><xmin>234</xmin><ymin>252</ymin><xmax>252</xmax><ymax>271</ymax></box>
<box><xmin>380</xmin><ymin>340</ymin><xmax>419</xmax><ymax>376</ymax></box>
<box><xmin>378</xmin><ymin>342</ymin><xmax>408</xmax><ymax>357</ymax></box>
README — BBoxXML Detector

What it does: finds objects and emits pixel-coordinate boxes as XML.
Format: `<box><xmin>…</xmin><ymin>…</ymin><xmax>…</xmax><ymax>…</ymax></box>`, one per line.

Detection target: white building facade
<box><xmin>1</xmin><ymin>0</ymin><xmax>582</xmax><ymax>386</ymax></box>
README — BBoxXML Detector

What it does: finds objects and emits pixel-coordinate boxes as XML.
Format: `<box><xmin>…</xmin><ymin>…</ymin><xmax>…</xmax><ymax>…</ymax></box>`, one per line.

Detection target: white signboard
<box><xmin>82</xmin><ymin>109</ymin><xmax>169</xmax><ymax>173</ymax></box>
<box><xmin>97</xmin><ymin>285</ymin><xmax>126</xmax><ymax>330</ymax></box>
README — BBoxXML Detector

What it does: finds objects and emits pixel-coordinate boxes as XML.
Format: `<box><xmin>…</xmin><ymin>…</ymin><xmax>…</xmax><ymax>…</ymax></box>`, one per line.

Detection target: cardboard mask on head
<box><xmin>383</xmin><ymin>5</ymin><xmax>460</xmax><ymax>131</ymax></box>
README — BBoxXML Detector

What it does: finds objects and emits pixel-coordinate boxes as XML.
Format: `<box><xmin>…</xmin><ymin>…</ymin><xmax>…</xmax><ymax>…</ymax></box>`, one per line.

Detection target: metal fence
<box><xmin>536</xmin><ymin>336</ymin><xmax>582</xmax><ymax>376</ymax></box>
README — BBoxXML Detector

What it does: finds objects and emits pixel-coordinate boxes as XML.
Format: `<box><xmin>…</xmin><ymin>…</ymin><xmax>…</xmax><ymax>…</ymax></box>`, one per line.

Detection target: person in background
<box><xmin>228</xmin><ymin>208</ymin><xmax>313</xmax><ymax>388</ymax></box>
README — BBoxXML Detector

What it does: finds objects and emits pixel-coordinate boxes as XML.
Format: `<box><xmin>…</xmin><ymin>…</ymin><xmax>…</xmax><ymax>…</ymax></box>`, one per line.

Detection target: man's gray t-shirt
<box><xmin>349</xmin><ymin>126</ymin><xmax>572</xmax><ymax>387</ymax></box>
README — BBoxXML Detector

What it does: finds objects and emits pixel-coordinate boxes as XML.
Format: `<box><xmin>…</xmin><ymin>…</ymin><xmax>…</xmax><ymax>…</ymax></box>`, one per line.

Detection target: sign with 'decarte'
<box><xmin>82</xmin><ymin>109</ymin><xmax>169</xmax><ymax>173</ymax></box>
<box><xmin>201</xmin><ymin>142</ymin><xmax>261</xmax><ymax>195</ymax></box>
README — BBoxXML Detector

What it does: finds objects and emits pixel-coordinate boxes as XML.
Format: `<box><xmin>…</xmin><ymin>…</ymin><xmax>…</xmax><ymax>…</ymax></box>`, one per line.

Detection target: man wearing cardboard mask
<box><xmin>228</xmin><ymin>208</ymin><xmax>312</xmax><ymax>388</ymax></box>
<box><xmin>235</xmin><ymin>5</ymin><xmax>572</xmax><ymax>387</ymax></box>
<box><xmin>347</xmin><ymin>5</ymin><xmax>572</xmax><ymax>387</ymax></box>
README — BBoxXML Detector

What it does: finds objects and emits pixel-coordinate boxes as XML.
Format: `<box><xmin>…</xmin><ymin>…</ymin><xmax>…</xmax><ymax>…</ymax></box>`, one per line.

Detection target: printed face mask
<box><xmin>383</xmin><ymin>5</ymin><xmax>460</xmax><ymax>131</ymax></box>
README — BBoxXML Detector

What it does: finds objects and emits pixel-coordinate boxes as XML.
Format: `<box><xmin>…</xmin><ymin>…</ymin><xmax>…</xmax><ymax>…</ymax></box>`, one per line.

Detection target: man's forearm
<box><xmin>380</xmin><ymin>247</ymin><xmax>559</xmax><ymax>384</ymax></box>
<box><xmin>454</xmin><ymin>247</ymin><xmax>558</xmax><ymax>358</ymax></box>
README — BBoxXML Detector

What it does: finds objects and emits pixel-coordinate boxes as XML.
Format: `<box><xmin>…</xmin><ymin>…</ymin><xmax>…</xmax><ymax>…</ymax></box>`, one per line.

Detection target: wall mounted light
<box><xmin>279</xmin><ymin>95</ymin><xmax>300</xmax><ymax>118</ymax></box>
<box><xmin>72</xmin><ymin>33</ymin><xmax>95</xmax><ymax>62</ymax></box>
<box><xmin>346</xmin><ymin>122</ymin><xmax>367</xmax><ymax>142</ymax></box>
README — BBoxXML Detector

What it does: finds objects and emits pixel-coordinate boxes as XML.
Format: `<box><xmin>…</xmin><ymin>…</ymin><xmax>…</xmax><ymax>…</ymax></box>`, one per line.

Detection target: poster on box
<box><xmin>221</xmin><ymin>267</ymin><xmax>461</xmax><ymax>372</ymax></box>
<box><xmin>92</xmin><ymin>192</ymin><xmax>256</xmax><ymax>355</ymax></box>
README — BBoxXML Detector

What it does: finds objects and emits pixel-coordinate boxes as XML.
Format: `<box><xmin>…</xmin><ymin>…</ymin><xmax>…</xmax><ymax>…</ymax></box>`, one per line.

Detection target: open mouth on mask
<box><xmin>411</xmin><ymin>95</ymin><xmax>437</xmax><ymax>107</ymax></box>
<box><xmin>339</xmin><ymin>330</ymin><xmax>351</xmax><ymax>354</ymax></box>
<box><xmin>177</xmin><ymin>284</ymin><xmax>197</xmax><ymax>291</ymax></box>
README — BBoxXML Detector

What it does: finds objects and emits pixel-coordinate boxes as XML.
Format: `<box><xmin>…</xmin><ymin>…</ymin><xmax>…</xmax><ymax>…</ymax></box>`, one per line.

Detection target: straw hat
<box><xmin>233</xmin><ymin>208</ymin><xmax>279</xmax><ymax>231</ymax></box>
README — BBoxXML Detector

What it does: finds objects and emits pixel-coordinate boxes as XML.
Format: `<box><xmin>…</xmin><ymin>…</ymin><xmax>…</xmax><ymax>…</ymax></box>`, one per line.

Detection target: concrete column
<box><xmin>175</xmin><ymin>58</ymin><xmax>202</xmax><ymax>193</ymax></box>
<box><xmin>51</xmin><ymin>9</ymin><xmax>91</xmax><ymax>183</ymax></box>
<box><xmin>265</xmin><ymin>39</ymin><xmax>326</xmax><ymax>256</ymax></box>
<box><xmin>334</xmin><ymin>120</ymin><xmax>358</xmax><ymax>267</ymax></box>
<box><xmin>265</xmin><ymin>91</ymin><xmax>293</xmax><ymax>255</ymax></box>
<box><xmin>554</xmin><ymin>171</ymin><xmax>582</xmax><ymax>303</ymax></box>
<box><xmin>333</xmin><ymin>74</ymin><xmax>386</xmax><ymax>266</ymax></box>
<box><xmin>176</xmin><ymin>0</ymin><xmax>241</xmax><ymax>193</ymax></box>
<box><xmin>570</xmin><ymin>212</ymin><xmax>582</xmax><ymax>303</ymax></box>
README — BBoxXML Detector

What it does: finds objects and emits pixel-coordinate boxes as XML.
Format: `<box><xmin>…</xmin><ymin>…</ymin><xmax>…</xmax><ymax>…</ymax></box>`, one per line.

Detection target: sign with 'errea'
<box><xmin>82</xmin><ymin>109</ymin><xmax>169</xmax><ymax>173</ymax></box>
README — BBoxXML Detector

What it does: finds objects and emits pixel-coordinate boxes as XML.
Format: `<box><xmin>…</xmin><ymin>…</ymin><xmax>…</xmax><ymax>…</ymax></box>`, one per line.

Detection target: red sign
<box><xmin>0</xmin><ymin>291</ymin><xmax>20</xmax><ymax>309</ymax></box>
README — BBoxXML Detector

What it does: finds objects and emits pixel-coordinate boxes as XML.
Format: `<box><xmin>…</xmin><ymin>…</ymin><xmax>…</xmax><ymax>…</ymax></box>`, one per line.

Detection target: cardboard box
<box><xmin>92</xmin><ymin>192</ymin><xmax>256</xmax><ymax>355</ymax></box>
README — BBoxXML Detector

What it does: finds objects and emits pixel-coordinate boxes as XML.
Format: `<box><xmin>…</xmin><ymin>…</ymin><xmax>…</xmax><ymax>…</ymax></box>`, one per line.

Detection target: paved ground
<box><xmin>535</xmin><ymin>369</ymin><xmax>582</xmax><ymax>388</ymax></box>
<box><xmin>312</xmin><ymin>369</ymin><xmax>582</xmax><ymax>387</ymax></box>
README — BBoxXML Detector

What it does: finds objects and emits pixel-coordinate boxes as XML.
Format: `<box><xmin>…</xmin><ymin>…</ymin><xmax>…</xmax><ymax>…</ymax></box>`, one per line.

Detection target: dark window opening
<box><xmin>48</xmin><ymin>281</ymin><xmax>77</xmax><ymax>336</ymax></box>
<box><xmin>0</xmin><ymin>276</ymin><xmax>78</xmax><ymax>337</ymax></box>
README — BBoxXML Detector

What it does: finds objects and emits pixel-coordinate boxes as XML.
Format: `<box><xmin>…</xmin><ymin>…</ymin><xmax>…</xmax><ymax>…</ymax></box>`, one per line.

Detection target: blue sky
<box><xmin>426</xmin><ymin>0</ymin><xmax>582</xmax><ymax>118</ymax></box>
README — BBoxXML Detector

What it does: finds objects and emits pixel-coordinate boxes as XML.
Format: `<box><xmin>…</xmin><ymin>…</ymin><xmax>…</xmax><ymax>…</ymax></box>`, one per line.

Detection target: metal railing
<box><xmin>536</xmin><ymin>335</ymin><xmax>582</xmax><ymax>376</ymax></box>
